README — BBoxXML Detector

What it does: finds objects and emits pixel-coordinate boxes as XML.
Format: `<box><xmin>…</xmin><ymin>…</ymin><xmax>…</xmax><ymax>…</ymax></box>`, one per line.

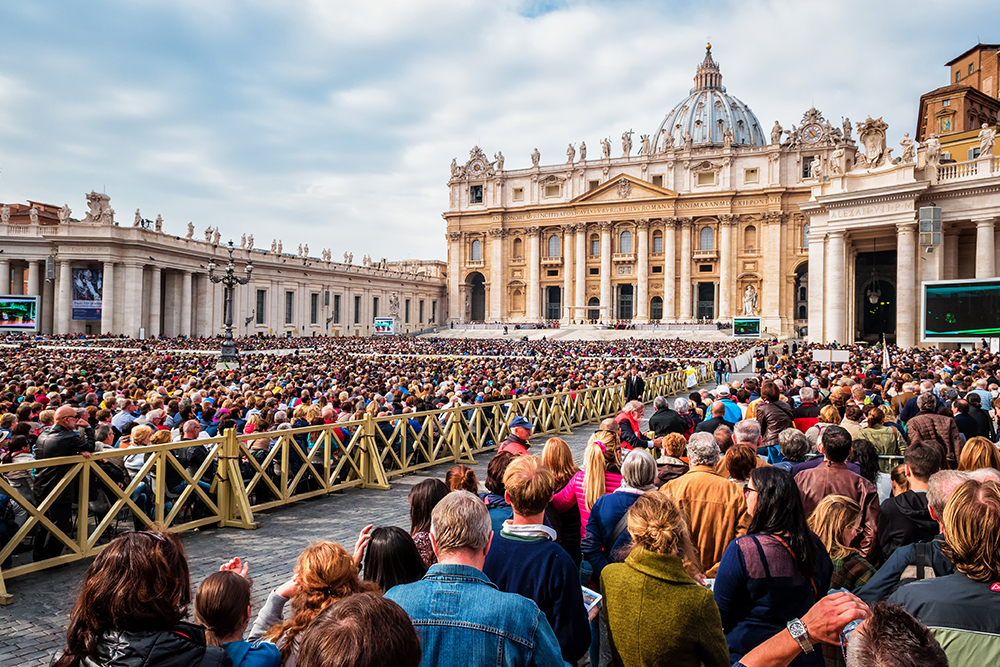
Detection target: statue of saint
<box><xmin>843</xmin><ymin>117</ymin><xmax>852</xmax><ymax>141</ymax></box>
<box><xmin>1</xmin><ymin>204</ymin><xmax>9</xmax><ymax>224</ymax></box>
<box><xmin>578</xmin><ymin>142</ymin><xmax>586</xmax><ymax>161</ymax></box>
<box><xmin>771</xmin><ymin>121</ymin><xmax>783</xmax><ymax>145</ymax></box>
<box><xmin>601</xmin><ymin>137</ymin><xmax>611</xmax><ymax>159</ymax></box>
<box><xmin>830</xmin><ymin>147</ymin><xmax>845</xmax><ymax>175</ymax></box>
<box><xmin>495</xmin><ymin>151</ymin><xmax>504</xmax><ymax>171</ymax></box>
<box><xmin>344</xmin><ymin>251</ymin><xmax>349</xmax><ymax>263</ymax></box>
<box><xmin>531</xmin><ymin>148</ymin><xmax>541</xmax><ymax>167</ymax></box>
<box><xmin>271</xmin><ymin>239</ymin><xmax>278</xmax><ymax>253</ymax></box>
<box><xmin>240</xmin><ymin>233</ymin><xmax>247</xmax><ymax>248</ymax></box>
<box><xmin>924</xmin><ymin>134</ymin><xmax>942</xmax><ymax>168</ymax></box>
<box><xmin>277</xmin><ymin>240</ymin><xmax>283</xmax><ymax>254</ymax></box>
<box><xmin>213</xmin><ymin>229</ymin><xmax>221</xmax><ymax>245</ymax></box>
<box><xmin>566</xmin><ymin>143</ymin><xmax>575</xmax><ymax>164</ymax></box>
<box><xmin>450</xmin><ymin>158</ymin><xmax>460</xmax><ymax>177</ymax></box>
<box><xmin>743</xmin><ymin>285</ymin><xmax>758</xmax><ymax>316</ymax></box>
<box><xmin>722</xmin><ymin>127</ymin><xmax>734</xmax><ymax>148</ymax></box>
<box><xmin>660</xmin><ymin>129</ymin><xmax>673</xmax><ymax>152</ymax></box>
<box><xmin>297</xmin><ymin>243</ymin><xmax>303</xmax><ymax>257</ymax></box>
<box><xmin>899</xmin><ymin>133</ymin><xmax>916</xmax><ymax>163</ymax></box>
<box><xmin>155</xmin><ymin>214</ymin><xmax>163</xmax><ymax>232</ymax></box>
<box><xmin>348</xmin><ymin>252</ymin><xmax>353</xmax><ymax>264</ymax></box>
<box><xmin>29</xmin><ymin>207</ymin><xmax>39</xmax><ymax>225</ymax></box>
<box><xmin>303</xmin><ymin>244</ymin><xmax>309</xmax><ymax>257</ymax></box>
<box><xmin>640</xmin><ymin>134</ymin><xmax>651</xmax><ymax>155</ymax></box>
<box><xmin>247</xmin><ymin>234</ymin><xmax>253</xmax><ymax>249</ymax></box>
<box><xmin>621</xmin><ymin>132</ymin><xmax>632</xmax><ymax>157</ymax></box>
<box><xmin>134</xmin><ymin>209</ymin><xmax>142</xmax><ymax>227</ymax></box>
<box><xmin>60</xmin><ymin>204</ymin><xmax>72</xmax><ymax>225</ymax></box>
<box><xmin>682</xmin><ymin>130</ymin><xmax>693</xmax><ymax>150</ymax></box>
<box><xmin>810</xmin><ymin>156</ymin><xmax>822</xmax><ymax>180</ymax></box>
<box><xmin>186</xmin><ymin>222</ymin><xmax>195</xmax><ymax>238</ymax></box>
<box><xmin>204</xmin><ymin>226</ymin><xmax>213</xmax><ymax>242</ymax></box>
<box><xmin>979</xmin><ymin>123</ymin><xmax>997</xmax><ymax>156</ymax></box>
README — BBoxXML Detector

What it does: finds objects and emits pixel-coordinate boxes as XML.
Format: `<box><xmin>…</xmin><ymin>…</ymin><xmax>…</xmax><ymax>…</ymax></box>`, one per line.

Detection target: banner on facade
<box><xmin>72</xmin><ymin>268</ymin><xmax>103</xmax><ymax>320</ymax></box>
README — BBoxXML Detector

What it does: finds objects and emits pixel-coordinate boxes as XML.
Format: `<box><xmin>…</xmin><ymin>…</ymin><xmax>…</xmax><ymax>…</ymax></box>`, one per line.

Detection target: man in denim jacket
<box><xmin>385</xmin><ymin>491</ymin><xmax>568</xmax><ymax>667</ymax></box>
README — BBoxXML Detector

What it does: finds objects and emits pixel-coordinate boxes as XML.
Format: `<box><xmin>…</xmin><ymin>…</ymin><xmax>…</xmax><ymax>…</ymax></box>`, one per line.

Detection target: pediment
<box><xmin>571</xmin><ymin>175</ymin><xmax>677</xmax><ymax>204</ymax></box>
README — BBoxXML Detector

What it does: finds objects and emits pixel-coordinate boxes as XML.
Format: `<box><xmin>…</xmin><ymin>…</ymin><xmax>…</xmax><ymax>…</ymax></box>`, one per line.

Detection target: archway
<box><xmin>467</xmin><ymin>272</ymin><xmax>486</xmax><ymax>322</ymax></box>
<box><xmin>545</xmin><ymin>286</ymin><xmax>561</xmax><ymax>320</ymax></box>
<box><xmin>587</xmin><ymin>297</ymin><xmax>600</xmax><ymax>321</ymax></box>
<box><xmin>854</xmin><ymin>249</ymin><xmax>897</xmax><ymax>343</ymax></box>
<box><xmin>650</xmin><ymin>296</ymin><xmax>663</xmax><ymax>321</ymax></box>
<box><xmin>616</xmin><ymin>284</ymin><xmax>634</xmax><ymax>320</ymax></box>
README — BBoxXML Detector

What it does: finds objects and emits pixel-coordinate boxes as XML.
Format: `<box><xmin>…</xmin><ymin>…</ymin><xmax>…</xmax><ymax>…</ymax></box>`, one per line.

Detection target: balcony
<box><xmin>466</xmin><ymin>259</ymin><xmax>485</xmax><ymax>269</ymax></box>
<box><xmin>612</xmin><ymin>252</ymin><xmax>636</xmax><ymax>263</ymax></box>
<box><xmin>693</xmin><ymin>249</ymin><xmax>718</xmax><ymax>260</ymax></box>
<box><xmin>541</xmin><ymin>256</ymin><xmax>563</xmax><ymax>266</ymax></box>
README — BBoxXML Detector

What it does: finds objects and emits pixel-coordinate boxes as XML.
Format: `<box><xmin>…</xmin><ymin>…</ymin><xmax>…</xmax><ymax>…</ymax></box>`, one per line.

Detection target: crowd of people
<box><xmin>7</xmin><ymin>335</ymin><xmax>1000</xmax><ymax>666</ymax></box>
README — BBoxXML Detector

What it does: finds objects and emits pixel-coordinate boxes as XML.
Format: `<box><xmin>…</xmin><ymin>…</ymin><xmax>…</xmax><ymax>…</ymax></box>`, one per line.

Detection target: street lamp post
<box><xmin>208</xmin><ymin>240</ymin><xmax>253</xmax><ymax>367</ymax></box>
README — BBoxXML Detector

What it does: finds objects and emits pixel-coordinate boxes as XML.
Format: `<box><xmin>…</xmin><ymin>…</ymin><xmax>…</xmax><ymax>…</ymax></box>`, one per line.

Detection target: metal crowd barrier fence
<box><xmin>0</xmin><ymin>364</ymin><xmax>709</xmax><ymax>603</ymax></box>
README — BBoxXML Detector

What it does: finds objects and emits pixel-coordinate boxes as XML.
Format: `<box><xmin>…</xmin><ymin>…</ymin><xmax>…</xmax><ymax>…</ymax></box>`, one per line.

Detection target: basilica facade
<box><xmin>443</xmin><ymin>46</ymin><xmax>856</xmax><ymax>337</ymax></box>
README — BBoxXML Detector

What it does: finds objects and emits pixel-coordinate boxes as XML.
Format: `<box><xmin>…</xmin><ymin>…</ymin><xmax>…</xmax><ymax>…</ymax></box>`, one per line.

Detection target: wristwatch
<box><xmin>786</xmin><ymin>618</ymin><xmax>813</xmax><ymax>653</ymax></box>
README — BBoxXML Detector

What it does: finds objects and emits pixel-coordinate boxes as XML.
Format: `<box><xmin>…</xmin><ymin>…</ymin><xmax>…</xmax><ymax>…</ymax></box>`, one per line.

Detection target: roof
<box><xmin>945</xmin><ymin>43</ymin><xmax>1000</xmax><ymax>66</ymax></box>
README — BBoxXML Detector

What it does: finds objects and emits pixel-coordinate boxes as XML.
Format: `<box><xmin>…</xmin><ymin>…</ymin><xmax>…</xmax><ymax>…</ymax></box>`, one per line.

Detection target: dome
<box><xmin>654</xmin><ymin>45</ymin><xmax>766</xmax><ymax>150</ymax></box>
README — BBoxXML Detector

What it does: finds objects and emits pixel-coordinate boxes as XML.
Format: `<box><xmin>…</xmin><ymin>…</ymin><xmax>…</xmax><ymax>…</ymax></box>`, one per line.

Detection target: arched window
<box><xmin>512</xmin><ymin>237</ymin><xmax>523</xmax><ymax>259</ymax></box>
<box><xmin>587</xmin><ymin>297</ymin><xmax>600</xmax><ymax>321</ymax></box>
<box><xmin>798</xmin><ymin>305</ymin><xmax>807</xmax><ymax>320</ymax></box>
<box><xmin>470</xmin><ymin>239</ymin><xmax>481</xmax><ymax>261</ymax></box>
<box><xmin>744</xmin><ymin>225</ymin><xmax>757</xmax><ymax>250</ymax></box>
<box><xmin>590</xmin><ymin>234</ymin><xmax>600</xmax><ymax>256</ymax></box>
<box><xmin>652</xmin><ymin>231</ymin><xmax>663</xmax><ymax>253</ymax></box>
<box><xmin>548</xmin><ymin>235</ymin><xmax>560</xmax><ymax>258</ymax></box>
<box><xmin>620</xmin><ymin>230</ymin><xmax>633</xmax><ymax>254</ymax></box>
<box><xmin>802</xmin><ymin>223</ymin><xmax>810</xmax><ymax>248</ymax></box>
<box><xmin>700</xmin><ymin>226</ymin><xmax>714</xmax><ymax>251</ymax></box>
<box><xmin>650</xmin><ymin>296</ymin><xmax>663</xmax><ymax>320</ymax></box>
<box><xmin>512</xmin><ymin>289</ymin><xmax>524</xmax><ymax>312</ymax></box>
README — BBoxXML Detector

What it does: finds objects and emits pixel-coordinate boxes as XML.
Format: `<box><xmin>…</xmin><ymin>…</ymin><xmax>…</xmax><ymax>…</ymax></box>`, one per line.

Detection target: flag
<box><xmin>883</xmin><ymin>343</ymin><xmax>891</xmax><ymax>371</ymax></box>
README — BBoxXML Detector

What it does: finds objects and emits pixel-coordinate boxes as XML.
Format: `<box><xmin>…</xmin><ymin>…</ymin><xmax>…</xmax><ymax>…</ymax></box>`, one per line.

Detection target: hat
<box><xmin>509</xmin><ymin>415</ymin><xmax>534</xmax><ymax>430</ymax></box>
<box><xmin>716</xmin><ymin>386</ymin><xmax>730</xmax><ymax>397</ymax></box>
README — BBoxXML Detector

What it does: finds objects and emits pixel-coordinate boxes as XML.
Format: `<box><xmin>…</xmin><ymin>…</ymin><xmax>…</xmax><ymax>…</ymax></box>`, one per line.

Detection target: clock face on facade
<box><xmin>803</xmin><ymin>124</ymin><xmax>823</xmax><ymax>143</ymax></box>
<box><xmin>469</xmin><ymin>160</ymin><xmax>485</xmax><ymax>176</ymax></box>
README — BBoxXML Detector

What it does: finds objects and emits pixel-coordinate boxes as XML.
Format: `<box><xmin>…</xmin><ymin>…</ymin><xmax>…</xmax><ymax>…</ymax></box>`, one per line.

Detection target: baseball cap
<box><xmin>716</xmin><ymin>386</ymin><xmax>731</xmax><ymax>397</ymax></box>
<box><xmin>510</xmin><ymin>415</ymin><xmax>534</xmax><ymax>430</ymax></box>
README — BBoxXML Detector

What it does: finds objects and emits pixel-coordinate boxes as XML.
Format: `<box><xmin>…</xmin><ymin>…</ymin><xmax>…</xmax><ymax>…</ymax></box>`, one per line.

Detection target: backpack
<box><xmin>893</xmin><ymin>541</ymin><xmax>938</xmax><ymax>594</ymax></box>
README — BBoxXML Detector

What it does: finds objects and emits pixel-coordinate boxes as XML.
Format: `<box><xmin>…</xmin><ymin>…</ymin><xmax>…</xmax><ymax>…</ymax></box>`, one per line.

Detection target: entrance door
<box><xmin>587</xmin><ymin>297</ymin><xmax>600</xmax><ymax>321</ymax></box>
<box><xmin>545</xmin><ymin>286</ymin><xmax>561</xmax><ymax>320</ymax></box>
<box><xmin>468</xmin><ymin>272</ymin><xmax>486</xmax><ymax>321</ymax></box>
<box><xmin>854</xmin><ymin>250</ymin><xmax>897</xmax><ymax>343</ymax></box>
<box><xmin>697</xmin><ymin>282</ymin><xmax>715</xmax><ymax>320</ymax></box>
<box><xmin>617</xmin><ymin>284</ymin><xmax>634</xmax><ymax>320</ymax></box>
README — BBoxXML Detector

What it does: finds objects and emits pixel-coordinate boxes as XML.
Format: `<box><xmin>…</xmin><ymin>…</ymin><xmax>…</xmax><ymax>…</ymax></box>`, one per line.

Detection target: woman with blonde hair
<box><xmin>602</xmin><ymin>491</ymin><xmax>729</xmax><ymax>667</ymax></box>
<box><xmin>804</xmin><ymin>404</ymin><xmax>841</xmax><ymax>451</ymax></box>
<box><xmin>958</xmin><ymin>435</ymin><xmax>1000</xmax><ymax>472</ymax></box>
<box><xmin>249</xmin><ymin>541</ymin><xmax>378</xmax><ymax>667</ymax></box>
<box><xmin>807</xmin><ymin>494</ymin><xmax>875</xmax><ymax>593</ymax></box>
<box><xmin>552</xmin><ymin>430</ymin><xmax>622</xmax><ymax>539</ymax></box>
<box><xmin>542</xmin><ymin>436</ymin><xmax>584</xmax><ymax>565</ymax></box>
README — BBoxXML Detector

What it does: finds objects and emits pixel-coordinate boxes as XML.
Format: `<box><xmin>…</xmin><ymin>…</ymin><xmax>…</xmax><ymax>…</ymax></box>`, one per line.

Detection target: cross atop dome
<box><xmin>693</xmin><ymin>43</ymin><xmax>725</xmax><ymax>92</ymax></box>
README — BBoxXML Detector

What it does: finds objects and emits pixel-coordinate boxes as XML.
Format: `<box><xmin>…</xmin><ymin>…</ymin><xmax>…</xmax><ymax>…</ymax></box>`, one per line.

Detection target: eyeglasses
<box><xmin>744</xmin><ymin>486</ymin><xmax>757</xmax><ymax>497</ymax></box>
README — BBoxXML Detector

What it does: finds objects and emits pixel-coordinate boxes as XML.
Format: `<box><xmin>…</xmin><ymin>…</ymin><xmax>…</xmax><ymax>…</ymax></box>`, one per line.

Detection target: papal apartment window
<box><xmin>969</xmin><ymin>147</ymin><xmax>982</xmax><ymax>160</ymax></box>
<box><xmin>512</xmin><ymin>187</ymin><xmax>524</xmax><ymax>201</ymax></box>
<box><xmin>969</xmin><ymin>63</ymin><xmax>974</xmax><ymax>76</ymax></box>
<box><xmin>942</xmin><ymin>99</ymin><xmax>950</xmax><ymax>107</ymax></box>
<box><xmin>310</xmin><ymin>293</ymin><xmax>319</xmax><ymax>325</ymax></box>
<box><xmin>285</xmin><ymin>291</ymin><xmax>294</xmax><ymax>325</ymax></box>
<box><xmin>469</xmin><ymin>185</ymin><xmax>483</xmax><ymax>204</ymax></box>
<box><xmin>956</xmin><ymin>71</ymin><xmax>961</xmax><ymax>83</ymax></box>
<box><xmin>255</xmin><ymin>289</ymin><xmax>266</xmax><ymax>325</ymax></box>
<box><xmin>354</xmin><ymin>295</ymin><xmax>361</xmax><ymax>324</ymax></box>
<box><xmin>333</xmin><ymin>295</ymin><xmax>341</xmax><ymax>324</ymax></box>
<box><xmin>697</xmin><ymin>172</ymin><xmax>715</xmax><ymax>186</ymax></box>
<box><xmin>544</xmin><ymin>184</ymin><xmax>560</xmax><ymax>197</ymax></box>
<box><xmin>744</xmin><ymin>168</ymin><xmax>759</xmax><ymax>184</ymax></box>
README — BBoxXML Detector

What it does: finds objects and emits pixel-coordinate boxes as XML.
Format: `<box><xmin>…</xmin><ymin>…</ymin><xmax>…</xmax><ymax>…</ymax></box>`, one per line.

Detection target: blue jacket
<box><xmin>482</xmin><ymin>493</ymin><xmax>514</xmax><ymax>536</ymax></box>
<box><xmin>581</xmin><ymin>491</ymin><xmax>643</xmax><ymax>580</ymax></box>
<box><xmin>720</xmin><ymin>398</ymin><xmax>742</xmax><ymax>425</ymax></box>
<box><xmin>385</xmin><ymin>563</ymin><xmax>569</xmax><ymax>667</ymax></box>
<box><xmin>222</xmin><ymin>639</ymin><xmax>281</xmax><ymax>667</ymax></box>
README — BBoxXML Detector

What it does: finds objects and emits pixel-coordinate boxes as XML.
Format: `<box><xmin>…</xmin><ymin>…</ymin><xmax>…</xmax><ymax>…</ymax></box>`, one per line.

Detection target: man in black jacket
<box><xmin>877</xmin><ymin>443</ymin><xmax>940</xmax><ymax>560</ymax></box>
<box><xmin>648</xmin><ymin>396</ymin><xmax>688</xmax><ymax>436</ymax></box>
<box><xmin>693</xmin><ymin>401</ymin><xmax>735</xmax><ymax>435</ymax></box>
<box><xmin>623</xmin><ymin>368</ymin><xmax>645</xmax><ymax>403</ymax></box>
<box><xmin>33</xmin><ymin>406</ymin><xmax>96</xmax><ymax>561</ymax></box>
<box><xmin>967</xmin><ymin>392</ymin><xmax>996</xmax><ymax>440</ymax></box>
<box><xmin>951</xmin><ymin>399</ymin><xmax>979</xmax><ymax>443</ymax></box>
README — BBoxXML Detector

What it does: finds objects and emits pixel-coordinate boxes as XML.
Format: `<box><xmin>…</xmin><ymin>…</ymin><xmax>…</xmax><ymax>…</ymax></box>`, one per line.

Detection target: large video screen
<box><xmin>733</xmin><ymin>317</ymin><xmax>761</xmax><ymax>338</ymax></box>
<box><xmin>923</xmin><ymin>279</ymin><xmax>1000</xmax><ymax>341</ymax></box>
<box><xmin>374</xmin><ymin>317</ymin><xmax>395</xmax><ymax>335</ymax></box>
<box><xmin>0</xmin><ymin>295</ymin><xmax>40</xmax><ymax>333</ymax></box>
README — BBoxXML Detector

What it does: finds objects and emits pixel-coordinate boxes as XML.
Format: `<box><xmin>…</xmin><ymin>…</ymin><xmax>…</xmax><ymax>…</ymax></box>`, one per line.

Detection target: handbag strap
<box><xmin>605</xmin><ymin>510</ymin><xmax>632</xmax><ymax>556</ymax></box>
<box><xmin>770</xmin><ymin>534</ymin><xmax>819</xmax><ymax>600</ymax></box>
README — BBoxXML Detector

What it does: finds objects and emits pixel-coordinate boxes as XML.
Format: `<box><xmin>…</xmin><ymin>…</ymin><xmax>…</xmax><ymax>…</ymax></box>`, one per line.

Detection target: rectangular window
<box><xmin>589</xmin><ymin>267</ymin><xmax>599</xmax><ymax>275</ymax></box>
<box><xmin>544</xmin><ymin>184</ymin><xmax>560</xmax><ymax>197</ymax></box>
<box><xmin>354</xmin><ymin>295</ymin><xmax>361</xmax><ymax>324</ymax></box>
<box><xmin>431</xmin><ymin>300</ymin><xmax>437</xmax><ymax>323</ymax></box>
<box><xmin>255</xmin><ymin>289</ymin><xmax>266</xmax><ymax>325</ymax></box>
<box><xmin>469</xmin><ymin>185</ymin><xmax>483</xmax><ymax>204</ymax></box>
<box><xmin>969</xmin><ymin>63</ymin><xmax>974</xmax><ymax>75</ymax></box>
<box><xmin>802</xmin><ymin>159</ymin><xmax>812</xmax><ymax>179</ymax></box>
<box><xmin>333</xmin><ymin>295</ymin><xmax>341</xmax><ymax>324</ymax></box>
<box><xmin>373</xmin><ymin>297</ymin><xmax>379</xmax><ymax>319</ymax></box>
<box><xmin>310</xmin><ymin>293</ymin><xmax>319</xmax><ymax>325</ymax></box>
<box><xmin>956</xmin><ymin>70</ymin><xmax>961</xmax><ymax>82</ymax></box>
<box><xmin>405</xmin><ymin>299</ymin><xmax>411</xmax><ymax>323</ymax></box>
<box><xmin>697</xmin><ymin>172</ymin><xmax>715</xmax><ymax>186</ymax></box>
<box><xmin>653</xmin><ymin>236</ymin><xmax>663</xmax><ymax>253</ymax></box>
<box><xmin>652</xmin><ymin>175</ymin><xmax>663</xmax><ymax>187</ymax></box>
<box><xmin>591</xmin><ymin>239</ymin><xmax>599</xmax><ymax>256</ymax></box>
<box><xmin>512</xmin><ymin>187</ymin><xmax>524</xmax><ymax>201</ymax></box>
<box><xmin>744</xmin><ymin>168</ymin><xmax>759</xmax><ymax>184</ymax></box>
<box><xmin>699</xmin><ymin>264</ymin><xmax>713</xmax><ymax>273</ymax></box>
<box><xmin>588</xmin><ymin>180</ymin><xmax>599</xmax><ymax>191</ymax></box>
<box><xmin>419</xmin><ymin>300</ymin><xmax>425</xmax><ymax>323</ymax></box>
<box><xmin>969</xmin><ymin>147</ymin><xmax>982</xmax><ymax>160</ymax></box>
<box><xmin>652</xmin><ymin>265</ymin><xmax>663</xmax><ymax>274</ymax></box>
<box><xmin>942</xmin><ymin>99</ymin><xmax>950</xmax><ymax>107</ymax></box>
<box><xmin>546</xmin><ymin>269</ymin><xmax>559</xmax><ymax>277</ymax></box>
<box><xmin>285</xmin><ymin>291</ymin><xmax>294</xmax><ymax>324</ymax></box>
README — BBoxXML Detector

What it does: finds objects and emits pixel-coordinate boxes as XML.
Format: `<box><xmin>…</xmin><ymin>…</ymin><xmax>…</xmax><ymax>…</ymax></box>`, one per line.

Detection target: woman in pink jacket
<box><xmin>552</xmin><ymin>429</ymin><xmax>623</xmax><ymax>539</ymax></box>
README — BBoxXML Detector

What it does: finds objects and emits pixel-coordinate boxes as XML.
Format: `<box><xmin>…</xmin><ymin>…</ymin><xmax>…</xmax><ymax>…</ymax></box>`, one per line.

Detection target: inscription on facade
<box><xmin>827</xmin><ymin>201</ymin><xmax>908</xmax><ymax>220</ymax></box>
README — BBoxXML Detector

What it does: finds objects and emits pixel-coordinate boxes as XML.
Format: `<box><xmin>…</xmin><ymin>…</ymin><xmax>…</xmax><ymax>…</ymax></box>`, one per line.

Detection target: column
<box><xmin>0</xmin><ymin>259</ymin><xmax>9</xmax><ymax>294</ymax></box>
<box><xmin>636</xmin><ymin>219</ymin><xmax>649</xmax><ymax>321</ymax></box>
<box><xmin>181</xmin><ymin>271</ymin><xmax>193</xmax><ymax>336</ymax></box>
<box><xmin>27</xmin><ymin>261</ymin><xmax>40</xmax><ymax>296</ymax></box>
<box><xmin>825</xmin><ymin>231</ymin><xmax>846</xmax><ymax>344</ymax></box>
<box><xmin>762</xmin><ymin>212</ymin><xmax>783</xmax><ymax>323</ymax></box>
<box><xmin>575</xmin><ymin>223</ymin><xmax>587</xmax><ymax>318</ymax></box>
<box><xmin>41</xmin><ymin>271</ymin><xmax>55</xmax><ymax>334</ymax></box>
<box><xmin>123</xmin><ymin>263</ymin><xmax>145</xmax><ymax>338</ymax></box>
<box><xmin>489</xmin><ymin>228</ymin><xmax>505</xmax><ymax>321</ymax></box>
<box><xmin>101</xmin><ymin>262</ymin><xmax>115</xmax><ymax>334</ymax></box>
<box><xmin>447</xmin><ymin>232</ymin><xmax>461</xmax><ymax>322</ymax></box>
<box><xmin>663</xmin><ymin>219</ymin><xmax>676</xmax><ymax>321</ymax></box>
<box><xmin>599</xmin><ymin>222</ymin><xmax>613</xmax><ymax>323</ymax></box>
<box><xmin>975</xmin><ymin>217</ymin><xmax>996</xmax><ymax>279</ymax></box>
<box><xmin>719</xmin><ymin>216</ymin><xmax>734</xmax><ymax>319</ymax></box>
<box><xmin>679</xmin><ymin>219</ymin><xmax>692</xmax><ymax>319</ymax></box>
<box><xmin>527</xmin><ymin>226</ymin><xmax>541</xmax><ymax>321</ymax></box>
<box><xmin>11</xmin><ymin>266</ymin><xmax>24</xmax><ymax>295</ymax></box>
<box><xmin>807</xmin><ymin>232</ymin><xmax>825</xmax><ymax>344</ymax></box>
<box><xmin>148</xmin><ymin>267</ymin><xmax>162</xmax><ymax>337</ymax></box>
<box><xmin>56</xmin><ymin>261</ymin><xmax>72</xmax><ymax>334</ymax></box>
<box><xmin>896</xmin><ymin>222</ymin><xmax>917</xmax><ymax>348</ymax></box>
<box><xmin>562</xmin><ymin>224</ymin><xmax>574</xmax><ymax>323</ymax></box>
<box><xmin>943</xmin><ymin>229</ymin><xmax>958</xmax><ymax>280</ymax></box>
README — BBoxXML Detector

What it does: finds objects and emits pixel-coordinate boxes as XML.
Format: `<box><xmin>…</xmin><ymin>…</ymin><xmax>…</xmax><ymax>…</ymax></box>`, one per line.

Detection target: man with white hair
<box><xmin>649</xmin><ymin>395</ymin><xmax>687</xmax><ymax>437</ymax></box>
<box><xmin>900</xmin><ymin>381</ymin><xmax>943</xmax><ymax>423</ymax></box>
<box><xmin>661</xmin><ymin>431</ymin><xmax>750</xmax><ymax>576</ymax></box>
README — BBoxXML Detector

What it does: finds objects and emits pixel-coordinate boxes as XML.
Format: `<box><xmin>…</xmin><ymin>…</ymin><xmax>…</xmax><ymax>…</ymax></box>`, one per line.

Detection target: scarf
<box><xmin>500</xmin><ymin>521</ymin><xmax>556</xmax><ymax>541</ymax></box>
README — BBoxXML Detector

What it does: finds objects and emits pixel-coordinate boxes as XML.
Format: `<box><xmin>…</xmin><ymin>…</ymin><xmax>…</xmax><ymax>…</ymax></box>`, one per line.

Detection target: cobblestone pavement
<box><xmin>1</xmin><ymin>427</ymin><xmax>601</xmax><ymax>667</ymax></box>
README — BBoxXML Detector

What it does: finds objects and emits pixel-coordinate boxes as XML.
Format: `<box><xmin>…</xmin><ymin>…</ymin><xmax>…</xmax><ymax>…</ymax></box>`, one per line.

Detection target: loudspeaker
<box><xmin>45</xmin><ymin>256</ymin><xmax>56</xmax><ymax>281</ymax></box>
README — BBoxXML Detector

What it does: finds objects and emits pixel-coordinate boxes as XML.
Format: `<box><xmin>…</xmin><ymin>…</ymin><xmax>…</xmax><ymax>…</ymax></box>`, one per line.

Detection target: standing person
<box><xmin>957</xmin><ymin>435</ymin><xmax>1000</xmax><ymax>471</ymax></box>
<box><xmin>623</xmin><ymin>367</ymin><xmax>645</xmax><ymax>403</ymax></box>
<box><xmin>483</xmin><ymin>456</ymin><xmax>590</xmax><ymax>664</ymax></box>
<box><xmin>654</xmin><ymin>432</ymin><xmax>690</xmax><ymax>485</ymax></box>
<box><xmin>857</xmin><ymin>408</ymin><xmax>906</xmax><ymax>472</ymax></box>
<box><xmin>33</xmin><ymin>406</ymin><xmax>96</xmax><ymax>562</ymax></box>
<box><xmin>905</xmin><ymin>393</ymin><xmax>962</xmax><ymax>467</ymax></box>
<box><xmin>481</xmin><ymin>452</ymin><xmax>515</xmax><ymax>535</ymax></box>
<box><xmin>541</xmin><ymin>437</ymin><xmax>582</xmax><ymax>566</ymax></box>
<box><xmin>601</xmin><ymin>491</ymin><xmax>730</xmax><ymax>667</ymax></box>
<box><xmin>499</xmin><ymin>416</ymin><xmax>534</xmax><ymax>456</ymax></box>
<box><xmin>714</xmin><ymin>356</ymin><xmax>727</xmax><ymax>386</ymax></box>
<box><xmin>714</xmin><ymin>467</ymin><xmax>833</xmax><ymax>667</ymax></box>
<box><xmin>552</xmin><ymin>430</ymin><xmax>623</xmax><ymax>542</ymax></box>
<box><xmin>385</xmin><ymin>491</ymin><xmax>567</xmax><ymax>667</ymax></box>
<box><xmin>53</xmin><ymin>530</ymin><xmax>230</xmax><ymax>667</ymax></box>
<box><xmin>808</xmin><ymin>495</ymin><xmax>876</xmax><ymax>593</ymax></box>
<box><xmin>877</xmin><ymin>443</ymin><xmax>940</xmax><ymax>559</ymax></box>
<box><xmin>756</xmin><ymin>381</ymin><xmax>794</xmax><ymax>457</ymax></box>
<box><xmin>661</xmin><ymin>431</ymin><xmax>750</xmax><ymax>577</ymax></box>
<box><xmin>407</xmin><ymin>479</ymin><xmax>449</xmax><ymax>567</ymax></box>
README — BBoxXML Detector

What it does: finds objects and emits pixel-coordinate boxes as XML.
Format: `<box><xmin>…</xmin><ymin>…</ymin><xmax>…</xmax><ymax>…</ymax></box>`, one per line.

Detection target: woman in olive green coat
<box><xmin>858</xmin><ymin>407</ymin><xmax>907</xmax><ymax>472</ymax></box>
<box><xmin>601</xmin><ymin>490</ymin><xmax>729</xmax><ymax>667</ymax></box>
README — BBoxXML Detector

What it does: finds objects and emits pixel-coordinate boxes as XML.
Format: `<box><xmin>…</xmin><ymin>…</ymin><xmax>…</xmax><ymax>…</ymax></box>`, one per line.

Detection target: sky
<box><xmin>0</xmin><ymin>1</ymin><xmax>992</xmax><ymax>261</ymax></box>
